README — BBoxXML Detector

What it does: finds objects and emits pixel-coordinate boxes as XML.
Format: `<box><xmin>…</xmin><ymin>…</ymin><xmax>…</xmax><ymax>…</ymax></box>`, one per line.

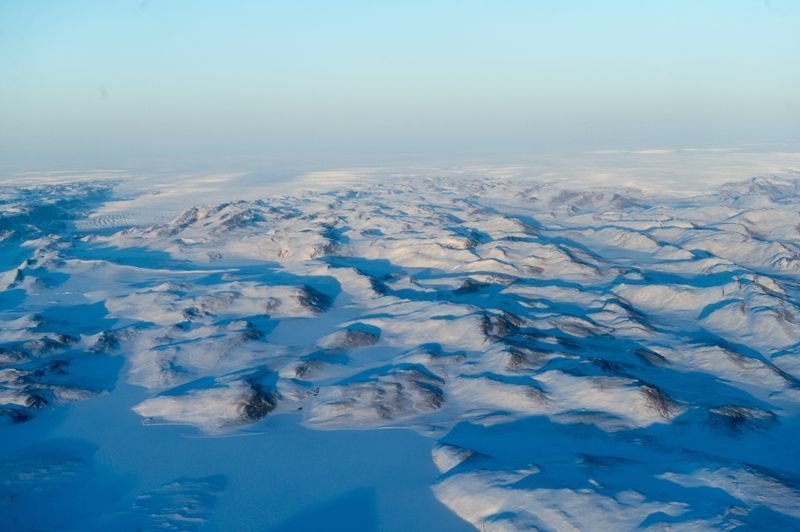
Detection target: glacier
<box><xmin>1</xmin><ymin>171</ymin><xmax>800</xmax><ymax>530</ymax></box>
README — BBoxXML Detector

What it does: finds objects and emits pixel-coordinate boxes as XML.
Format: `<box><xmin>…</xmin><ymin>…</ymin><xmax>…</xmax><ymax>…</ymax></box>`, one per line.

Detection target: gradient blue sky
<box><xmin>1</xmin><ymin>0</ymin><xmax>799</xmax><ymax>170</ymax></box>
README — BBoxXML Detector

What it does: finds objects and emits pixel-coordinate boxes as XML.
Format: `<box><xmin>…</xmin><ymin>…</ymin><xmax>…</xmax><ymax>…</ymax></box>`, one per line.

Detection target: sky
<box><xmin>1</xmin><ymin>0</ymin><xmax>799</xmax><ymax>172</ymax></box>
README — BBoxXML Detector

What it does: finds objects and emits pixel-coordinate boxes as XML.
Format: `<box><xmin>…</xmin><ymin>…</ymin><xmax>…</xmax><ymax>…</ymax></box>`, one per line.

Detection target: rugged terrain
<box><xmin>1</xmin><ymin>173</ymin><xmax>800</xmax><ymax>530</ymax></box>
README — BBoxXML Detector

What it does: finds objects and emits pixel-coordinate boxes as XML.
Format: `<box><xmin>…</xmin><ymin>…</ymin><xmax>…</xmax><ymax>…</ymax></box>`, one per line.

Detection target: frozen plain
<box><xmin>1</xmin><ymin>153</ymin><xmax>800</xmax><ymax>530</ymax></box>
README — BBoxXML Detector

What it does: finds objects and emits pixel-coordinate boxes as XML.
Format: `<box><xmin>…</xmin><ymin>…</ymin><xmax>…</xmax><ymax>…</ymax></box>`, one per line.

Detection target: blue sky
<box><xmin>1</xmin><ymin>0</ymin><xmax>798</xmax><ymax>170</ymax></box>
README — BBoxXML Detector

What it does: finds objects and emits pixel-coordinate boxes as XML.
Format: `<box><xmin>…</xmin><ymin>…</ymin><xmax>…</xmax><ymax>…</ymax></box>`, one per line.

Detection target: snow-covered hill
<box><xmin>1</xmin><ymin>174</ymin><xmax>799</xmax><ymax>529</ymax></box>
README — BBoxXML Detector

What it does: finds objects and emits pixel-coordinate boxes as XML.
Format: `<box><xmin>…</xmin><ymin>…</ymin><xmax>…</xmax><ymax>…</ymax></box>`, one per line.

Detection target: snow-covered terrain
<box><xmin>1</xmin><ymin>170</ymin><xmax>800</xmax><ymax>530</ymax></box>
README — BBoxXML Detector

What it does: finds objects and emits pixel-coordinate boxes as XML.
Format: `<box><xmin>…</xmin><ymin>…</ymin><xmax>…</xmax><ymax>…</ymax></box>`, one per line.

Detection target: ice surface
<box><xmin>1</xmin><ymin>170</ymin><xmax>800</xmax><ymax>529</ymax></box>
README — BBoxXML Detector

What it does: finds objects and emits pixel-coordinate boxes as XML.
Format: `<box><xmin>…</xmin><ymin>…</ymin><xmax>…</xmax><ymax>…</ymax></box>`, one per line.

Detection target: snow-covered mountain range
<box><xmin>1</xmin><ymin>173</ymin><xmax>799</xmax><ymax>529</ymax></box>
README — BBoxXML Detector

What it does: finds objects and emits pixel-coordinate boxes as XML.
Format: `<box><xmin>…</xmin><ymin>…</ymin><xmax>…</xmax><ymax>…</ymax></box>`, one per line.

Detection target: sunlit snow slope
<box><xmin>1</xmin><ymin>173</ymin><xmax>800</xmax><ymax>530</ymax></box>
